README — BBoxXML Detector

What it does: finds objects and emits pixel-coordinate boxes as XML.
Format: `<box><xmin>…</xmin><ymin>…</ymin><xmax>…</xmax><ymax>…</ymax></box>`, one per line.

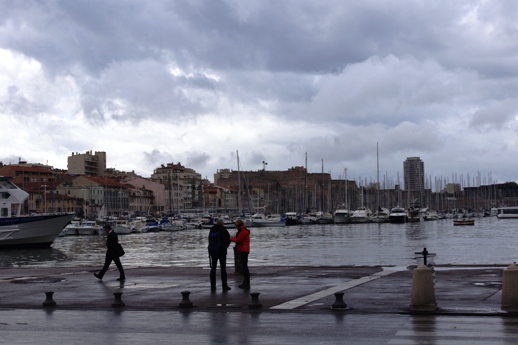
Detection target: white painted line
<box><xmin>270</xmin><ymin>268</ymin><xmax>398</xmax><ymax>310</ymax></box>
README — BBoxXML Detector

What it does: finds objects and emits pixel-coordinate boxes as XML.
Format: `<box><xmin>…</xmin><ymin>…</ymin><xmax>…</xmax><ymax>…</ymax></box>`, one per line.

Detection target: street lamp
<box><xmin>41</xmin><ymin>185</ymin><xmax>48</xmax><ymax>214</ymax></box>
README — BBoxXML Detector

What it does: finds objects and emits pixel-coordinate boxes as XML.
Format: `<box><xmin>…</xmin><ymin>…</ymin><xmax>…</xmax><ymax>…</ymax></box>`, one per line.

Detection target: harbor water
<box><xmin>0</xmin><ymin>217</ymin><xmax>517</xmax><ymax>268</ymax></box>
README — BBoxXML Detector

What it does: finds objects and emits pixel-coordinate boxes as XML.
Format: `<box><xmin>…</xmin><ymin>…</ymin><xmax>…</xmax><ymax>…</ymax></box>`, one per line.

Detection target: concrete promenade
<box><xmin>0</xmin><ymin>264</ymin><xmax>509</xmax><ymax>313</ymax></box>
<box><xmin>0</xmin><ymin>264</ymin><xmax>517</xmax><ymax>344</ymax></box>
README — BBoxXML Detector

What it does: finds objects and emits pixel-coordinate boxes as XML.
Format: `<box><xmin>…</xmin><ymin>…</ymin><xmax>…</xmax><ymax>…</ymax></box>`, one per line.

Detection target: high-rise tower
<box><xmin>403</xmin><ymin>157</ymin><xmax>425</xmax><ymax>192</ymax></box>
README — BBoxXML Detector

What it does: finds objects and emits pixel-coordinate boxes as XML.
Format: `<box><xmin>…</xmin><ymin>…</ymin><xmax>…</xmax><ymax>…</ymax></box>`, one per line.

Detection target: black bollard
<box><xmin>179</xmin><ymin>291</ymin><xmax>193</xmax><ymax>308</ymax></box>
<box><xmin>42</xmin><ymin>291</ymin><xmax>56</xmax><ymax>307</ymax></box>
<box><xmin>111</xmin><ymin>292</ymin><xmax>125</xmax><ymax>308</ymax></box>
<box><xmin>422</xmin><ymin>248</ymin><xmax>429</xmax><ymax>266</ymax></box>
<box><xmin>248</xmin><ymin>292</ymin><xmax>262</xmax><ymax>309</ymax></box>
<box><xmin>331</xmin><ymin>292</ymin><xmax>348</xmax><ymax>310</ymax></box>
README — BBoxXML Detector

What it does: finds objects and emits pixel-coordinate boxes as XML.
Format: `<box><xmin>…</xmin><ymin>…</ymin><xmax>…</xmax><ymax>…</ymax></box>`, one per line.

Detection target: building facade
<box><xmin>67</xmin><ymin>151</ymin><xmax>106</xmax><ymax>177</ymax></box>
<box><xmin>151</xmin><ymin>162</ymin><xmax>203</xmax><ymax>214</ymax></box>
<box><xmin>403</xmin><ymin>157</ymin><xmax>425</xmax><ymax>192</ymax></box>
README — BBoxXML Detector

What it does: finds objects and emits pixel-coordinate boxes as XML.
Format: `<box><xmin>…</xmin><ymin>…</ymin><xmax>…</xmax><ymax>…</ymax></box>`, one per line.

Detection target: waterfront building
<box><xmin>67</xmin><ymin>151</ymin><xmax>106</xmax><ymax>177</ymax></box>
<box><xmin>213</xmin><ymin>166</ymin><xmax>359</xmax><ymax>214</ymax></box>
<box><xmin>202</xmin><ymin>183</ymin><xmax>238</xmax><ymax>214</ymax></box>
<box><xmin>121</xmin><ymin>174</ymin><xmax>165</xmax><ymax>215</ymax></box>
<box><xmin>0</xmin><ymin>162</ymin><xmax>55</xmax><ymax>187</ymax></box>
<box><xmin>68</xmin><ymin>175</ymin><xmax>128</xmax><ymax>219</ymax></box>
<box><xmin>151</xmin><ymin>163</ymin><xmax>203</xmax><ymax>214</ymax></box>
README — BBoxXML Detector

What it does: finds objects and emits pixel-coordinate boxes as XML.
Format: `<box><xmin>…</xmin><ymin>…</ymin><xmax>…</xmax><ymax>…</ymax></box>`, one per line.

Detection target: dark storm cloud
<box><xmin>2</xmin><ymin>0</ymin><xmax>518</xmax><ymax>183</ymax></box>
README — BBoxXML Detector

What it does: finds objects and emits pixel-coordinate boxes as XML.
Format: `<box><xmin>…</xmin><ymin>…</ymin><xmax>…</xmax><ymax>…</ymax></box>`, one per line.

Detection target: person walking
<box><xmin>94</xmin><ymin>223</ymin><xmax>125</xmax><ymax>281</ymax></box>
<box><xmin>208</xmin><ymin>219</ymin><xmax>231</xmax><ymax>291</ymax></box>
<box><xmin>231</xmin><ymin>219</ymin><xmax>250</xmax><ymax>289</ymax></box>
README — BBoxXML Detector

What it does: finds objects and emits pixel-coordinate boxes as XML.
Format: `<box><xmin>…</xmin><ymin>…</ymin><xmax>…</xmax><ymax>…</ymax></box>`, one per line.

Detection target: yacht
<box><xmin>77</xmin><ymin>220</ymin><xmax>102</xmax><ymax>235</ymax></box>
<box><xmin>60</xmin><ymin>218</ymin><xmax>81</xmax><ymax>236</ymax></box>
<box><xmin>246</xmin><ymin>213</ymin><xmax>286</xmax><ymax>227</ymax></box>
<box><xmin>160</xmin><ymin>218</ymin><xmax>187</xmax><ymax>231</ymax></box>
<box><xmin>371</xmin><ymin>207</ymin><xmax>390</xmax><ymax>223</ymax></box>
<box><xmin>333</xmin><ymin>207</ymin><xmax>352</xmax><ymax>224</ymax></box>
<box><xmin>0</xmin><ymin>176</ymin><xmax>74</xmax><ymax>247</ymax></box>
<box><xmin>141</xmin><ymin>217</ymin><xmax>160</xmax><ymax>232</ymax></box>
<box><xmin>112</xmin><ymin>219</ymin><xmax>131</xmax><ymax>234</ymax></box>
<box><xmin>497</xmin><ymin>207</ymin><xmax>518</xmax><ymax>219</ymax></box>
<box><xmin>388</xmin><ymin>206</ymin><xmax>407</xmax><ymax>223</ymax></box>
<box><xmin>316</xmin><ymin>212</ymin><xmax>334</xmax><ymax>224</ymax></box>
<box><xmin>349</xmin><ymin>206</ymin><xmax>372</xmax><ymax>223</ymax></box>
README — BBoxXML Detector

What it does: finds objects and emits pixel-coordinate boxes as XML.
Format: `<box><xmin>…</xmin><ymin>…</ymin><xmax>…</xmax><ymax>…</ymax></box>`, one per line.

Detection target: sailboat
<box><xmin>316</xmin><ymin>160</ymin><xmax>334</xmax><ymax>224</ymax></box>
<box><xmin>370</xmin><ymin>143</ymin><xmax>389</xmax><ymax>223</ymax></box>
<box><xmin>350</xmin><ymin>186</ymin><xmax>372</xmax><ymax>223</ymax></box>
<box><xmin>388</xmin><ymin>172</ymin><xmax>407</xmax><ymax>223</ymax></box>
<box><xmin>333</xmin><ymin>167</ymin><xmax>352</xmax><ymax>224</ymax></box>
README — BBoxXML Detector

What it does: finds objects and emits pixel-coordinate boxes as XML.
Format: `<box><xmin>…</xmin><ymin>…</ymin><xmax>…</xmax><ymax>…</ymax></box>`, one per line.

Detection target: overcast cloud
<box><xmin>1</xmin><ymin>0</ymin><xmax>518</xmax><ymax>188</ymax></box>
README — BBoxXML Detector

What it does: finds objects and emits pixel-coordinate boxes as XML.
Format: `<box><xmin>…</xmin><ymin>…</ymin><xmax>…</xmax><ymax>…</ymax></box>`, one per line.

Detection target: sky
<box><xmin>1</xmin><ymin>1</ymin><xmax>518</xmax><ymax>189</ymax></box>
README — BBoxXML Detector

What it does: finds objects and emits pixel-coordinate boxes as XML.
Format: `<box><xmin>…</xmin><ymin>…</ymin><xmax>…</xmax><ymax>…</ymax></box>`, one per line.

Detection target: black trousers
<box><xmin>98</xmin><ymin>253</ymin><xmax>125</xmax><ymax>279</ymax></box>
<box><xmin>238</xmin><ymin>252</ymin><xmax>250</xmax><ymax>286</ymax></box>
<box><xmin>210</xmin><ymin>254</ymin><xmax>228</xmax><ymax>288</ymax></box>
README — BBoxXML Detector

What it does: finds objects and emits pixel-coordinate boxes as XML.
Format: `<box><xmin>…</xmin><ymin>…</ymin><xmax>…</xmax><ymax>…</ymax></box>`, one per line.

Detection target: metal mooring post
<box><xmin>422</xmin><ymin>247</ymin><xmax>429</xmax><ymax>266</ymax></box>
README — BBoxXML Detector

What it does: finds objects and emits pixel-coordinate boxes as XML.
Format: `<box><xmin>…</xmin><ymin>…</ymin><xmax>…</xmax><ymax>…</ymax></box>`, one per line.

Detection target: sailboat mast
<box><xmin>304</xmin><ymin>152</ymin><xmax>307</xmax><ymax>214</ymax></box>
<box><xmin>321</xmin><ymin>159</ymin><xmax>324</xmax><ymax>213</ymax></box>
<box><xmin>237</xmin><ymin>150</ymin><xmax>241</xmax><ymax>214</ymax></box>
<box><xmin>376</xmin><ymin>142</ymin><xmax>380</xmax><ymax>209</ymax></box>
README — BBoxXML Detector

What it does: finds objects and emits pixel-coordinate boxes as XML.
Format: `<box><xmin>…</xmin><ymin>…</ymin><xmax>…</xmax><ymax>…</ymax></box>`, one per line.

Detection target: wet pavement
<box><xmin>0</xmin><ymin>264</ymin><xmax>517</xmax><ymax>344</ymax></box>
<box><xmin>0</xmin><ymin>264</ymin><xmax>509</xmax><ymax>313</ymax></box>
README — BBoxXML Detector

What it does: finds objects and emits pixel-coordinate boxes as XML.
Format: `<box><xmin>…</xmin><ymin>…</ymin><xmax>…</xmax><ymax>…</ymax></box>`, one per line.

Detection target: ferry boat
<box><xmin>0</xmin><ymin>176</ymin><xmax>75</xmax><ymax>247</ymax></box>
<box><xmin>497</xmin><ymin>207</ymin><xmax>518</xmax><ymax>219</ymax></box>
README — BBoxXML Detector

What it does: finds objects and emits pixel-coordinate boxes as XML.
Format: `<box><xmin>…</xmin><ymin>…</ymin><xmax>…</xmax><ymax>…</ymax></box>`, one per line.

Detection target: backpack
<box><xmin>208</xmin><ymin>231</ymin><xmax>221</xmax><ymax>257</ymax></box>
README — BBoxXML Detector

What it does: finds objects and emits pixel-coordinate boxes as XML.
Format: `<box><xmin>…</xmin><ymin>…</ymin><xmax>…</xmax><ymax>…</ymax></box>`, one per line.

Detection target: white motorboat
<box><xmin>160</xmin><ymin>218</ymin><xmax>187</xmax><ymax>231</ymax></box>
<box><xmin>129</xmin><ymin>218</ymin><xmax>144</xmax><ymax>233</ymax></box>
<box><xmin>316</xmin><ymin>212</ymin><xmax>334</xmax><ymax>224</ymax></box>
<box><xmin>407</xmin><ymin>206</ymin><xmax>424</xmax><ymax>222</ymax></box>
<box><xmin>299</xmin><ymin>213</ymin><xmax>317</xmax><ymax>225</ymax></box>
<box><xmin>350</xmin><ymin>206</ymin><xmax>372</xmax><ymax>223</ymax></box>
<box><xmin>371</xmin><ymin>207</ymin><xmax>390</xmax><ymax>223</ymax></box>
<box><xmin>423</xmin><ymin>209</ymin><xmax>439</xmax><ymax>221</ymax></box>
<box><xmin>0</xmin><ymin>176</ymin><xmax>75</xmax><ymax>247</ymax></box>
<box><xmin>497</xmin><ymin>207</ymin><xmax>518</xmax><ymax>219</ymax></box>
<box><xmin>77</xmin><ymin>220</ymin><xmax>102</xmax><ymax>235</ymax></box>
<box><xmin>141</xmin><ymin>218</ymin><xmax>160</xmax><ymax>232</ymax></box>
<box><xmin>112</xmin><ymin>219</ymin><xmax>131</xmax><ymax>234</ymax></box>
<box><xmin>285</xmin><ymin>212</ymin><xmax>299</xmax><ymax>225</ymax></box>
<box><xmin>333</xmin><ymin>208</ymin><xmax>352</xmax><ymax>224</ymax></box>
<box><xmin>388</xmin><ymin>207</ymin><xmax>407</xmax><ymax>223</ymax></box>
<box><xmin>60</xmin><ymin>218</ymin><xmax>81</xmax><ymax>236</ymax></box>
<box><xmin>246</xmin><ymin>213</ymin><xmax>286</xmax><ymax>227</ymax></box>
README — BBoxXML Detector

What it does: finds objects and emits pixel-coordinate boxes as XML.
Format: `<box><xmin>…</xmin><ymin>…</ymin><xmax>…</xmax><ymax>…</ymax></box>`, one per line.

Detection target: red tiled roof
<box><xmin>83</xmin><ymin>176</ymin><xmax>125</xmax><ymax>187</ymax></box>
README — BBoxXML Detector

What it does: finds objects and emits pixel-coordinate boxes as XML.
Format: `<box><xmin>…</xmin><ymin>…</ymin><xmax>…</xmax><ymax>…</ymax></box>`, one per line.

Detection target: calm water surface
<box><xmin>1</xmin><ymin>217</ymin><xmax>517</xmax><ymax>268</ymax></box>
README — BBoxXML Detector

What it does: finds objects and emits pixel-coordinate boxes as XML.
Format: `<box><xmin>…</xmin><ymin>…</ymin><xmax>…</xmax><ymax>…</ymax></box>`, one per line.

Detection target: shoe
<box><xmin>117</xmin><ymin>277</ymin><xmax>125</xmax><ymax>281</ymax></box>
<box><xmin>223</xmin><ymin>286</ymin><xmax>231</xmax><ymax>291</ymax></box>
<box><xmin>238</xmin><ymin>284</ymin><xmax>250</xmax><ymax>290</ymax></box>
<box><xmin>94</xmin><ymin>273</ymin><xmax>102</xmax><ymax>280</ymax></box>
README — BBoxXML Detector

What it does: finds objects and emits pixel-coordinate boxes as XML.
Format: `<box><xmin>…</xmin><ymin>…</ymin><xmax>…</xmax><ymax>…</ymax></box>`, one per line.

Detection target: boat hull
<box><xmin>453</xmin><ymin>219</ymin><xmax>475</xmax><ymax>226</ymax></box>
<box><xmin>350</xmin><ymin>217</ymin><xmax>371</xmax><ymax>223</ymax></box>
<box><xmin>0</xmin><ymin>213</ymin><xmax>75</xmax><ymax>248</ymax></box>
<box><xmin>388</xmin><ymin>215</ymin><xmax>407</xmax><ymax>223</ymax></box>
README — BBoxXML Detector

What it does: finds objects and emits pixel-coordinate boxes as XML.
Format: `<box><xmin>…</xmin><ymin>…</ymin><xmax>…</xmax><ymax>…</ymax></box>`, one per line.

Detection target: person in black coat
<box><xmin>94</xmin><ymin>224</ymin><xmax>125</xmax><ymax>281</ymax></box>
<box><xmin>208</xmin><ymin>219</ymin><xmax>231</xmax><ymax>291</ymax></box>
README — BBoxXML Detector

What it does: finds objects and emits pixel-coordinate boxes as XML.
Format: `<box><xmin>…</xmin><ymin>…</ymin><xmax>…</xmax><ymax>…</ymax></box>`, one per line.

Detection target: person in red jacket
<box><xmin>231</xmin><ymin>219</ymin><xmax>250</xmax><ymax>289</ymax></box>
